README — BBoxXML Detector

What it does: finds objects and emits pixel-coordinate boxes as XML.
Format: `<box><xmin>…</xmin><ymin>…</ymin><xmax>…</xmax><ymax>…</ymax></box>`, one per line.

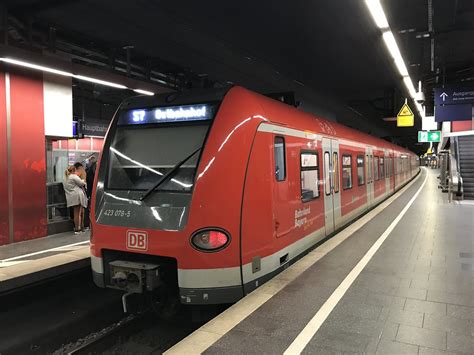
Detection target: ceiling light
<box><xmin>402</xmin><ymin>76</ymin><xmax>416</xmax><ymax>98</ymax></box>
<box><xmin>0</xmin><ymin>57</ymin><xmax>73</xmax><ymax>77</ymax></box>
<box><xmin>382</xmin><ymin>31</ymin><xmax>409</xmax><ymax>76</ymax></box>
<box><xmin>365</xmin><ymin>0</ymin><xmax>389</xmax><ymax>29</ymax></box>
<box><xmin>74</xmin><ymin>75</ymin><xmax>127</xmax><ymax>89</ymax></box>
<box><xmin>133</xmin><ymin>89</ymin><xmax>154</xmax><ymax>96</ymax></box>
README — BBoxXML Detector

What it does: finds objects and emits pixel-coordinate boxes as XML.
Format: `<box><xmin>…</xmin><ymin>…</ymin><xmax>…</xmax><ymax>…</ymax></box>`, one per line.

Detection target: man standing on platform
<box><xmin>84</xmin><ymin>156</ymin><xmax>97</xmax><ymax>228</ymax></box>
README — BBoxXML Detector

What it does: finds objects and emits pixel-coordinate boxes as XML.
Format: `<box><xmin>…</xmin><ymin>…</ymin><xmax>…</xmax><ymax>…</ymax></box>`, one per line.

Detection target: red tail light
<box><xmin>191</xmin><ymin>229</ymin><xmax>230</xmax><ymax>252</ymax></box>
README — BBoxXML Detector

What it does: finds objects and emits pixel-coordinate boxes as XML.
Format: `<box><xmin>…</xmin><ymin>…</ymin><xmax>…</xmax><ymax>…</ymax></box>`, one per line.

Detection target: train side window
<box><xmin>342</xmin><ymin>154</ymin><xmax>352</xmax><ymax>190</ymax></box>
<box><xmin>380</xmin><ymin>157</ymin><xmax>385</xmax><ymax>179</ymax></box>
<box><xmin>324</xmin><ymin>152</ymin><xmax>331</xmax><ymax>195</ymax></box>
<box><xmin>274</xmin><ymin>136</ymin><xmax>286</xmax><ymax>181</ymax></box>
<box><xmin>333</xmin><ymin>152</ymin><xmax>339</xmax><ymax>193</ymax></box>
<box><xmin>357</xmin><ymin>155</ymin><xmax>365</xmax><ymax>185</ymax></box>
<box><xmin>300</xmin><ymin>151</ymin><xmax>319</xmax><ymax>201</ymax></box>
<box><xmin>374</xmin><ymin>156</ymin><xmax>379</xmax><ymax>181</ymax></box>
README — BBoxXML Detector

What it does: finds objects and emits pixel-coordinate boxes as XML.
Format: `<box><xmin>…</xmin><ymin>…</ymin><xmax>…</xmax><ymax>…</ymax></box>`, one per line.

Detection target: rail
<box><xmin>66</xmin><ymin>313</ymin><xmax>142</xmax><ymax>354</ymax></box>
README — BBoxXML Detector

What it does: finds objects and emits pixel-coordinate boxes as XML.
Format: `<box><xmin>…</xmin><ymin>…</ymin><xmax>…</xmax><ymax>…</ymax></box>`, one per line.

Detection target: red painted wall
<box><xmin>452</xmin><ymin>120</ymin><xmax>473</xmax><ymax>132</ymax></box>
<box><xmin>9</xmin><ymin>68</ymin><xmax>47</xmax><ymax>242</ymax></box>
<box><xmin>0</xmin><ymin>73</ymin><xmax>8</xmax><ymax>245</ymax></box>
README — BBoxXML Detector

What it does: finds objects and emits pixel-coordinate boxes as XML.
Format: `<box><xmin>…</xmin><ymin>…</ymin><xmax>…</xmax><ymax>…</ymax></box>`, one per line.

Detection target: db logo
<box><xmin>127</xmin><ymin>230</ymin><xmax>148</xmax><ymax>251</ymax></box>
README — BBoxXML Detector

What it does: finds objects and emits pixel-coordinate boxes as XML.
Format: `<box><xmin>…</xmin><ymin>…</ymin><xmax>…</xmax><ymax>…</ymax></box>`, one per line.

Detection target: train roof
<box><xmin>120</xmin><ymin>86</ymin><xmax>414</xmax><ymax>156</ymax></box>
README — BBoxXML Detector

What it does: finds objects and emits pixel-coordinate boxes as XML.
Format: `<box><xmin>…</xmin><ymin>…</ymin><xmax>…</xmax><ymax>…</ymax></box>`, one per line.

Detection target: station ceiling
<box><xmin>3</xmin><ymin>0</ymin><xmax>473</xmax><ymax>153</ymax></box>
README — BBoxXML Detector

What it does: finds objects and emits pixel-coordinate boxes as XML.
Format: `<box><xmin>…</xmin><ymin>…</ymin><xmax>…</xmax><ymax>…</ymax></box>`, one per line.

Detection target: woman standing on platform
<box><xmin>74</xmin><ymin>162</ymin><xmax>88</xmax><ymax>231</ymax></box>
<box><xmin>64</xmin><ymin>165</ymin><xmax>88</xmax><ymax>234</ymax></box>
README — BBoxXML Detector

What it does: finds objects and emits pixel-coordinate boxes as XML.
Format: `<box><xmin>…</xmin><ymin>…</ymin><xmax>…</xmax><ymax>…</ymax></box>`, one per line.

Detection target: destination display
<box><xmin>118</xmin><ymin>104</ymin><xmax>216</xmax><ymax>125</ymax></box>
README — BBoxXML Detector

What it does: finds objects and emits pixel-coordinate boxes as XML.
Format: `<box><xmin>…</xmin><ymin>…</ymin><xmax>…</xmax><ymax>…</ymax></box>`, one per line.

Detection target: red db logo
<box><xmin>127</xmin><ymin>230</ymin><xmax>148</xmax><ymax>251</ymax></box>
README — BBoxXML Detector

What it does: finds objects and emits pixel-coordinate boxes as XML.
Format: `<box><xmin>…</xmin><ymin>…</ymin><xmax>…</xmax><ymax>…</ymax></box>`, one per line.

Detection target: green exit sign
<box><xmin>418</xmin><ymin>131</ymin><xmax>441</xmax><ymax>143</ymax></box>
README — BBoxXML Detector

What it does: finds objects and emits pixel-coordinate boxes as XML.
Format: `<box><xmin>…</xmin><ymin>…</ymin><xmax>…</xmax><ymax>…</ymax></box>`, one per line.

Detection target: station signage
<box><xmin>435</xmin><ymin>104</ymin><xmax>472</xmax><ymax>122</ymax></box>
<box><xmin>418</xmin><ymin>131</ymin><xmax>441</xmax><ymax>143</ymax></box>
<box><xmin>82</xmin><ymin>120</ymin><xmax>109</xmax><ymax>137</ymax></box>
<box><xmin>434</xmin><ymin>86</ymin><xmax>474</xmax><ymax>106</ymax></box>
<box><xmin>434</xmin><ymin>84</ymin><xmax>474</xmax><ymax>123</ymax></box>
<box><xmin>397</xmin><ymin>102</ymin><xmax>414</xmax><ymax>127</ymax></box>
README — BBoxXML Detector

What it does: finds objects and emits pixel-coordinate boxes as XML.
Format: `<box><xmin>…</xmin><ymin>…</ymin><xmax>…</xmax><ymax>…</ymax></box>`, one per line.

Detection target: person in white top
<box><xmin>64</xmin><ymin>165</ymin><xmax>88</xmax><ymax>234</ymax></box>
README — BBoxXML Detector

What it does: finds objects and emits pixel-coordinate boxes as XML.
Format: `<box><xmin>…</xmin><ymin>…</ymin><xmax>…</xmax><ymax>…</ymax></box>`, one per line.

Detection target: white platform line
<box><xmin>164</xmin><ymin>171</ymin><xmax>423</xmax><ymax>355</ymax></box>
<box><xmin>0</xmin><ymin>260</ymin><xmax>28</xmax><ymax>268</ymax></box>
<box><xmin>0</xmin><ymin>240</ymin><xmax>90</xmax><ymax>263</ymax></box>
<box><xmin>284</xmin><ymin>171</ymin><xmax>428</xmax><ymax>355</ymax></box>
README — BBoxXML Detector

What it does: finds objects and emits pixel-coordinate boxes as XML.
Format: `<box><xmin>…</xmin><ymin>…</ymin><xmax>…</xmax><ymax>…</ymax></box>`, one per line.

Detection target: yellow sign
<box><xmin>397</xmin><ymin>102</ymin><xmax>414</xmax><ymax>127</ymax></box>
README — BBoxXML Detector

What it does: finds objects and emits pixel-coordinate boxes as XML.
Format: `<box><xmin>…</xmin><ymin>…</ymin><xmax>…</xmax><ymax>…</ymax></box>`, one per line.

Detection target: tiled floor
<box><xmin>201</xmin><ymin>168</ymin><xmax>474</xmax><ymax>354</ymax></box>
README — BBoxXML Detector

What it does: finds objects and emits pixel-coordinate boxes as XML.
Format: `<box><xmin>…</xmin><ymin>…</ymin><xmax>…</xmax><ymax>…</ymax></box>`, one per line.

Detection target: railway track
<box><xmin>62</xmin><ymin>313</ymin><xmax>144</xmax><ymax>355</ymax></box>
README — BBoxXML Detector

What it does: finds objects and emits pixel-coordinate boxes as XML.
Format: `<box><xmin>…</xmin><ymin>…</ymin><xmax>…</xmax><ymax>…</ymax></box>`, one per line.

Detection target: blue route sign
<box><xmin>435</xmin><ymin>104</ymin><xmax>472</xmax><ymax>122</ymax></box>
<box><xmin>435</xmin><ymin>86</ymin><xmax>474</xmax><ymax>106</ymax></box>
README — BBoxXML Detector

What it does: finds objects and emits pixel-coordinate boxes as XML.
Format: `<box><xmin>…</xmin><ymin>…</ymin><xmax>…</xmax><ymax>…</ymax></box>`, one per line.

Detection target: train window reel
<box><xmin>274</xmin><ymin>136</ymin><xmax>286</xmax><ymax>181</ymax></box>
<box><xmin>300</xmin><ymin>150</ymin><xmax>320</xmax><ymax>202</ymax></box>
<box><xmin>324</xmin><ymin>152</ymin><xmax>331</xmax><ymax>195</ymax></box>
<box><xmin>357</xmin><ymin>155</ymin><xmax>365</xmax><ymax>186</ymax></box>
<box><xmin>342</xmin><ymin>154</ymin><xmax>353</xmax><ymax>190</ymax></box>
<box><xmin>333</xmin><ymin>152</ymin><xmax>339</xmax><ymax>193</ymax></box>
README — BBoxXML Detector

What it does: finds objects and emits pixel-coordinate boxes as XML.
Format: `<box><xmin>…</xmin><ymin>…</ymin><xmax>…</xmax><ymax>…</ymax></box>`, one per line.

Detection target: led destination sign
<box><xmin>118</xmin><ymin>104</ymin><xmax>214</xmax><ymax>125</ymax></box>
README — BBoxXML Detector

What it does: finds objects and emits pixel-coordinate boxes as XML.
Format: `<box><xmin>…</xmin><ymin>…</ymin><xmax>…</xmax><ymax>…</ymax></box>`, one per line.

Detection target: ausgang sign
<box><xmin>418</xmin><ymin>131</ymin><xmax>441</xmax><ymax>143</ymax></box>
<box><xmin>435</xmin><ymin>86</ymin><xmax>474</xmax><ymax>106</ymax></box>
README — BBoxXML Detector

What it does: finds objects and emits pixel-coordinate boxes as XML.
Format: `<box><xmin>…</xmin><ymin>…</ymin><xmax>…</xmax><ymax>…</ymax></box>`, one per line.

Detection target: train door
<box><xmin>322</xmin><ymin>138</ymin><xmax>340</xmax><ymax>235</ymax></box>
<box><xmin>366</xmin><ymin>147</ymin><xmax>374</xmax><ymax>206</ymax></box>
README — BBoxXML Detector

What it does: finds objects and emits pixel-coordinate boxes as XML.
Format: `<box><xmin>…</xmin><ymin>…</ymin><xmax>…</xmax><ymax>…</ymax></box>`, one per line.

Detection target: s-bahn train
<box><xmin>90</xmin><ymin>86</ymin><xmax>419</xmax><ymax>311</ymax></box>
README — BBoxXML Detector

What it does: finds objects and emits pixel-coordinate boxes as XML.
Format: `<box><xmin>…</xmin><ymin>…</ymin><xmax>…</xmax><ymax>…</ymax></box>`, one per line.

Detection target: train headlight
<box><xmin>190</xmin><ymin>228</ymin><xmax>230</xmax><ymax>252</ymax></box>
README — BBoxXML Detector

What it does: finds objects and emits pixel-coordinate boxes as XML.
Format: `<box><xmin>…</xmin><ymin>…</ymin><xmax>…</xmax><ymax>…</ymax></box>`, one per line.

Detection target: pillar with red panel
<box><xmin>0</xmin><ymin>65</ymin><xmax>72</xmax><ymax>246</ymax></box>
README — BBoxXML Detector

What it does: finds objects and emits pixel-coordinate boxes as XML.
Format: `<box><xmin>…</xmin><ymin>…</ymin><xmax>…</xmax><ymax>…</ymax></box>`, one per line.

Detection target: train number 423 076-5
<box><xmin>103</xmin><ymin>209</ymin><xmax>131</xmax><ymax>218</ymax></box>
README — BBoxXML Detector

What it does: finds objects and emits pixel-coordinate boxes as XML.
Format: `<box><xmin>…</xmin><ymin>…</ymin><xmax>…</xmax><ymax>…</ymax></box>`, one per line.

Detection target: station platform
<box><xmin>167</xmin><ymin>168</ymin><xmax>474</xmax><ymax>354</ymax></box>
<box><xmin>0</xmin><ymin>231</ymin><xmax>90</xmax><ymax>293</ymax></box>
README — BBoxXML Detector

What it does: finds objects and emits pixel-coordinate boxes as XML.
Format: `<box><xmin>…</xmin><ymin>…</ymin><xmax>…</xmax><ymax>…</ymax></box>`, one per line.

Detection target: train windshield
<box><xmin>106</xmin><ymin>104</ymin><xmax>215</xmax><ymax>192</ymax></box>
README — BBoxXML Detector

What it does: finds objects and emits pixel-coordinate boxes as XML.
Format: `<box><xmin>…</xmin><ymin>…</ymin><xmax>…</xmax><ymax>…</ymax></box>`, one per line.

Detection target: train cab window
<box><xmin>342</xmin><ymin>155</ymin><xmax>352</xmax><ymax>190</ymax></box>
<box><xmin>333</xmin><ymin>152</ymin><xmax>339</xmax><ymax>193</ymax></box>
<box><xmin>357</xmin><ymin>155</ymin><xmax>365</xmax><ymax>185</ymax></box>
<box><xmin>300</xmin><ymin>151</ymin><xmax>319</xmax><ymax>201</ymax></box>
<box><xmin>374</xmin><ymin>156</ymin><xmax>379</xmax><ymax>181</ymax></box>
<box><xmin>324</xmin><ymin>152</ymin><xmax>331</xmax><ymax>195</ymax></box>
<box><xmin>274</xmin><ymin>136</ymin><xmax>286</xmax><ymax>181</ymax></box>
<box><xmin>380</xmin><ymin>157</ymin><xmax>385</xmax><ymax>179</ymax></box>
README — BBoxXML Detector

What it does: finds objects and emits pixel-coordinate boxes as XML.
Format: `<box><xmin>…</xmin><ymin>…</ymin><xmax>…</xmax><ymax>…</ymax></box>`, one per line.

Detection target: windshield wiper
<box><xmin>139</xmin><ymin>147</ymin><xmax>202</xmax><ymax>201</ymax></box>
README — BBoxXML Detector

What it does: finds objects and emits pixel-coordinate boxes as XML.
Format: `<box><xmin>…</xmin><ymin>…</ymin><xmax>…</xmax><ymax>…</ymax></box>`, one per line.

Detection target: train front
<box><xmin>90</xmin><ymin>88</ymin><xmax>263</xmax><ymax>311</ymax></box>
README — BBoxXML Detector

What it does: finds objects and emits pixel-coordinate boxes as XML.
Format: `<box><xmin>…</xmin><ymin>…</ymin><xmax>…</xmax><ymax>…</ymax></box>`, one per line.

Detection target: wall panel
<box><xmin>0</xmin><ymin>72</ymin><xmax>8</xmax><ymax>245</ymax></box>
<box><xmin>9</xmin><ymin>69</ymin><xmax>47</xmax><ymax>242</ymax></box>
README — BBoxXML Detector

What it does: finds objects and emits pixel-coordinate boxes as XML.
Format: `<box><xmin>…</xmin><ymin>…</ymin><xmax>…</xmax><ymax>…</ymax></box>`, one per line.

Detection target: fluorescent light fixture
<box><xmin>0</xmin><ymin>57</ymin><xmax>73</xmax><ymax>77</ymax></box>
<box><xmin>365</xmin><ymin>0</ymin><xmax>389</xmax><ymax>29</ymax></box>
<box><xmin>365</xmin><ymin>1</ymin><xmax>425</xmax><ymax>119</ymax></box>
<box><xmin>133</xmin><ymin>89</ymin><xmax>154</xmax><ymax>96</ymax></box>
<box><xmin>1</xmin><ymin>57</ymin><xmax>163</xmax><ymax>96</ymax></box>
<box><xmin>74</xmin><ymin>75</ymin><xmax>127</xmax><ymax>89</ymax></box>
<box><xmin>382</xmin><ymin>31</ymin><xmax>409</xmax><ymax>76</ymax></box>
<box><xmin>402</xmin><ymin>76</ymin><xmax>416</xmax><ymax>98</ymax></box>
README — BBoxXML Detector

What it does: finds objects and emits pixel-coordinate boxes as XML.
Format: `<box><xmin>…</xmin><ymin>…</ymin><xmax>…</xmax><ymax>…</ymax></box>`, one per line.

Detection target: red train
<box><xmin>90</xmin><ymin>86</ymin><xmax>419</xmax><ymax>311</ymax></box>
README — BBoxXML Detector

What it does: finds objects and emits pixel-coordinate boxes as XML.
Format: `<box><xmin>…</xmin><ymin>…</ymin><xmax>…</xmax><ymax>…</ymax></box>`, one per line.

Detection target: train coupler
<box><xmin>109</xmin><ymin>260</ymin><xmax>161</xmax><ymax>294</ymax></box>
